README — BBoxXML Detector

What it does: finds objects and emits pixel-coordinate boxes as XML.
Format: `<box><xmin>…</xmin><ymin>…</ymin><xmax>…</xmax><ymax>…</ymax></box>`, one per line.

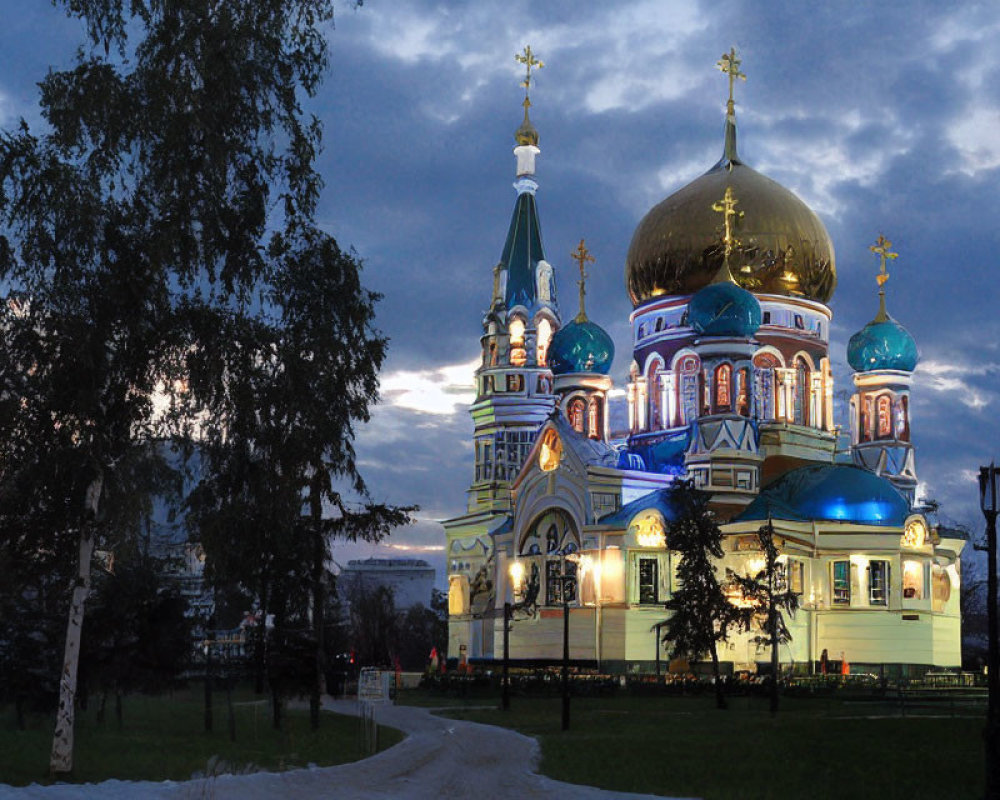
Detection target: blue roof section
<box><xmin>548</xmin><ymin>317</ymin><xmax>615</xmax><ymax>375</ymax></box>
<box><xmin>689</xmin><ymin>280</ymin><xmax>762</xmax><ymax>337</ymax></box>
<box><xmin>624</xmin><ymin>431</ymin><xmax>690</xmax><ymax>475</ymax></box>
<box><xmin>847</xmin><ymin>316</ymin><xmax>918</xmax><ymax>372</ymax></box>
<box><xmin>735</xmin><ymin>463</ymin><xmax>911</xmax><ymax>527</ymax></box>
<box><xmin>501</xmin><ymin>190</ymin><xmax>551</xmax><ymax>311</ymax></box>
<box><xmin>599</xmin><ymin>488</ymin><xmax>679</xmax><ymax>527</ymax></box>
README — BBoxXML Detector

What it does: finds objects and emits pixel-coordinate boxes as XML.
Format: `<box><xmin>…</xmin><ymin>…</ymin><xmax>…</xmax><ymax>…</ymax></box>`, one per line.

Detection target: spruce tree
<box><xmin>662</xmin><ymin>479</ymin><xmax>740</xmax><ymax>710</ymax></box>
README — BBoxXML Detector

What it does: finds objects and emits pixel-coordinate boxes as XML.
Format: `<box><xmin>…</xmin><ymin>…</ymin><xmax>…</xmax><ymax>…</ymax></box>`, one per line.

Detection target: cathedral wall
<box><xmin>816</xmin><ymin>611</ymin><xmax>935</xmax><ymax>666</ymax></box>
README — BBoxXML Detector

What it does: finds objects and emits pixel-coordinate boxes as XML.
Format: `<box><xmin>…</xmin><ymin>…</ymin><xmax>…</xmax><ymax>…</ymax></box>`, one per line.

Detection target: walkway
<box><xmin>1</xmin><ymin>698</ymin><xmax>690</xmax><ymax>799</ymax></box>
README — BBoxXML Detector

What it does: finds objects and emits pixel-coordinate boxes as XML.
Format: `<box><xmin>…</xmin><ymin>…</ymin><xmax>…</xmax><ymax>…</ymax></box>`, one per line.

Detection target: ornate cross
<box><xmin>712</xmin><ymin>186</ymin><xmax>743</xmax><ymax>260</ymax></box>
<box><xmin>516</xmin><ymin>45</ymin><xmax>544</xmax><ymax>106</ymax></box>
<box><xmin>716</xmin><ymin>47</ymin><xmax>746</xmax><ymax>115</ymax></box>
<box><xmin>571</xmin><ymin>238</ymin><xmax>595</xmax><ymax>321</ymax></box>
<box><xmin>870</xmin><ymin>234</ymin><xmax>898</xmax><ymax>288</ymax></box>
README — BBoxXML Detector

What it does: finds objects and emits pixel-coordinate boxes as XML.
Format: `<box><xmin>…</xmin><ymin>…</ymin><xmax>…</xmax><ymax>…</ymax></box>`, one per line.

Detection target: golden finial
<box><xmin>716</xmin><ymin>47</ymin><xmax>746</xmax><ymax>117</ymax></box>
<box><xmin>515</xmin><ymin>46</ymin><xmax>543</xmax><ymax>146</ymax></box>
<box><xmin>870</xmin><ymin>234</ymin><xmax>898</xmax><ymax>321</ymax></box>
<box><xmin>712</xmin><ymin>186</ymin><xmax>743</xmax><ymax>276</ymax></box>
<box><xmin>571</xmin><ymin>239</ymin><xmax>595</xmax><ymax>322</ymax></box>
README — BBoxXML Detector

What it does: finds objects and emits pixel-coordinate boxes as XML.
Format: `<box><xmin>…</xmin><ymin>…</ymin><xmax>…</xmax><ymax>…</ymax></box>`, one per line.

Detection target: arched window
<box><xmin>737</xmin><ymin>367</ymin><xmax>750</xmax><ymax>416</ymax></box>
<box><xmin>536</xmin><ymin>318</ymin><xmax>553</xmax><ymax>367</ymax></box>
<box><xmin>677</xmin><ymin>355</ymin><xmax>700</xmax><ymax>426</ymax></box>
<box><xmin>648</xmin><ymin>362</ymin><xmax>662</xmax><ymax>429</ymax></box>
<box><xmin>863</xmin><ymin>395</ymin><xmax>874</xmax><ymax>442</ymax></box>
<box><xmin>588</xmin><ymin>397</ymin><xmax>601</xmax><ymax>439</ymax></box>
<box><xmin>509</xmin><ymin>317</ymin><xmax>526</xmax><ymax>366</ymax></box>
<box><xmin>877</xmin><ymin>395</ymin><xmax>892</xmax><ymax>439</ymax></box>
<box><xmin>753</xmin><ymin>352</ymin><xmax>780</xmax><ymax>421</ymax></box>
<box><xmin>700</xmin><ymin>369</ymin><xmax>710</xmax><ymax>416</ymax></box>
<box><xmin>568</xmin><ymin>398</ymin><xmax>586</xmax><ymax>433</ymax></box>
<box><xmin>714</xmin><ymin>364</ymin><xmax>732</xmax><ymax>412</ymax></box>
<box><xmin>794</xmin><ymin>358</ymin><xmax>810</xmax><ymax>426</ymax></box>
<box><xmin>901</xmin><ymin>395</ymin><xmax>910</xmax><ymax>441</ymax></box>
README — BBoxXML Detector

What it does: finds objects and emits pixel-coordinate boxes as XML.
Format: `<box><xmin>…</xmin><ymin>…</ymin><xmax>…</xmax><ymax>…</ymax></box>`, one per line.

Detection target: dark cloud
<box><xmin>2</xmin><ymin>0</ymin><xmax>998</xmax><ymax>566</ymax></box>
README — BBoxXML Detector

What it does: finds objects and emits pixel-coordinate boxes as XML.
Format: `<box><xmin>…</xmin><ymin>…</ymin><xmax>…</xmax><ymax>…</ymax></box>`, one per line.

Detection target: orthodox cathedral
<box><xmin>443</xmin><ymin>49</ymin><xmax>964</xmax><ymax>675</ymax></box>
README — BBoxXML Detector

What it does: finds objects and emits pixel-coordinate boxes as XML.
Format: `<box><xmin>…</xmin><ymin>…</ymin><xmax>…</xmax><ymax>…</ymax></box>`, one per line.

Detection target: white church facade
<box><xmin>443</xmin><ymin>49</ymin><xmax>965</xmax><ymax>676</ymax></box>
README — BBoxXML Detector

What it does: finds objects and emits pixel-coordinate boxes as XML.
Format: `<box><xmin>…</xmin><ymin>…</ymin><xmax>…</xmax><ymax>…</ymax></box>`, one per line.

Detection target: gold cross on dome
<box><xmin>712</xmin><ymin>186</ymin><xmax>744</xmax><ymax>259</ymax></box>
<box><xmin>870</xmin><ymin>234</ymin><xmax>898</xmax><ymax>288</ymax></box>
<box><xmin>716</xmin><ymin>47</ymin><xmax>746</xmax><ymax>115</ymax></box>
<box><xmin>571</xmin><ymin>238</ymin><xmax>595</xmax><ymax>321</ymax></box>
<box><xmin>516</xmin><ymin>45</ymin><xmax>544</xmax><ymax>103</ymax></box>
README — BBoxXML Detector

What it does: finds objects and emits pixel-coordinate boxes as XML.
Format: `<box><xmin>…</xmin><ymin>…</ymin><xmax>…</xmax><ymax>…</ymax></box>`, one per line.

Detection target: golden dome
<box><xmin>625</xmin><ymin>118</ymin><xmax>836</xmax><ymax>307</ymax></box>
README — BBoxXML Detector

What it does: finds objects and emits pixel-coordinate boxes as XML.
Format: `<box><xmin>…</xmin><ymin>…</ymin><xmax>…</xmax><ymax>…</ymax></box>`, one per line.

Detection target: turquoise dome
<box><xmin>548</xmin><ymin>318</ymin><xmax>615</xmax><ymax>375</ymax></box>
<box><xmin>689</xmin><ymin>281</ymin><xmax>762</xmax><ymax>337</ymax></box>
<box><xmin>735</xmin><ymin>464</ymin><xmax>910</xmax><ymax>527</ymax></box>
<box><xmin>847</xmin><ymin>316</ymin><xmax>917</xmax><ymax>372</ymax></box>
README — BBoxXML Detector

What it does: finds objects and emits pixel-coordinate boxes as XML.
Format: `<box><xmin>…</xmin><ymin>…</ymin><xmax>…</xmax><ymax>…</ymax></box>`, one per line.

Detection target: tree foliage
<box><xmin>726</xmin><ymin>519</ymin><xmax>799</xmax><ymax>715</ymax></box>
<box><xmin>0</xmin><ymin>0</ymin><xmax>410</xmax><ymax>759</ymax></box>
<box><xmin>661</xmin><ymin>479</ymin><xmax>740</xmax><ymax>709</ymax></box>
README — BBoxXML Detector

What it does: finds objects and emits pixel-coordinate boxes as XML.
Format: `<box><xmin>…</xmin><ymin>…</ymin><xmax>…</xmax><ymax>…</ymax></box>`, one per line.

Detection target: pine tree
<box><xmin>662</xmin><ymin>480</ymin><xmax>741</xmax><ymax>709</ymax></box>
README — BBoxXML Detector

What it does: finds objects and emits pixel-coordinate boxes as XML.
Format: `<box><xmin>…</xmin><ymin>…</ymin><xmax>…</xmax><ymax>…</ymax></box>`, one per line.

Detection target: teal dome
<box><xmin>548</xmin><ymin>318</ymin><xmax>615</xmax><ymax>375</ymax></box>
<box><xmin>735</xmin><ymin>464</ymin><xmax>910</xmax><ymax>527</ymax></box>
<box><xmin>847</xmin><ymin>316</ymin><xmax>917</xmax><ymax>372</ymax></box>
<box><xmin>689</xmin><ymin>281</ymin><xmax>762</xmax><ymax>337</ymax></box>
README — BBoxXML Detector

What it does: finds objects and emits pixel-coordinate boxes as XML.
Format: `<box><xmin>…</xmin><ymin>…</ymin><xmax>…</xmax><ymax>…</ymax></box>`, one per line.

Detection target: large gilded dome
<box><xmin>625</xmin><ymin>117</ymin><xmax>836</xmax><ymax>307</ymax></box>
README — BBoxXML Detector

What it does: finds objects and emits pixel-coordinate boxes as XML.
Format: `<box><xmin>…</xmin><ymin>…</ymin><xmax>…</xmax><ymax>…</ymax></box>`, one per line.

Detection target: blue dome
<box><xmin>735</xmin><ymin>464</ymin><xmax>910</xmax><ymax>527</ymax></box>
<box><xmin>847</xmin><ymin>316</ymin><xmax>917</xmax><ymax>372</ymax></box>
<box><xmin>548</xmin><ymin>317</ymin><xmax>615</xmax><ymax>375</ymax></box>
<box><xmin>688</xmin><ymin>281</ymin><xmax>762</xmax><ymax>337</ymax></box>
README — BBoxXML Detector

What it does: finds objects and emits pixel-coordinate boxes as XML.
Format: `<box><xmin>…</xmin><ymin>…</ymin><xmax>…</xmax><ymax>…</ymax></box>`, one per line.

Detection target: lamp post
<box><xmin>503</xmin><ymin>560</ymin><xmax>532</xmax><ymax>712</ymax></box>
<box><xmin>558</xmin><ymin>555</ymin><xmax>578</xmax><ymax>732</ymax></box>
<box><xmin>979</xmin><ymin>464</ymin><xmax>999</xmax><ymax>800</ymax></box>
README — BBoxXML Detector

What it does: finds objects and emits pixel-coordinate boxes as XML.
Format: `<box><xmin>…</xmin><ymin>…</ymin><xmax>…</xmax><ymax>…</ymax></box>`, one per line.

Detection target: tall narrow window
<box><xmin>877</xmin><ymin>395</ymin><xmax>892</xmax><ymax>439</ymax></box>
<box><xmin>832</xmin><ymin>560</ymin><xmax>850</xmax><ymax>605</ymax></box>
<box><xmin>794</xmin><ymin>358</ymin><xmax>809</xmax><ymax>425</ymax></box>
<box><xmin>509</xmin><ymin>317</ymin><xmax>526</xmax><ymax>366</ymax></box>
<box><xmin>546</xmin><ymin>560</ymin><xmax>562</xmax><ymax>605</ymax></box>
<box><xmin>789</xmin><ymin>560</ymin><xmax>804</xmax><ymax>595</ymax></box>
<box><xmin>536</xmin><ymin>318</ymin><xmax>552</xmax><ymax>367</ymax></box>
<box><xmin>639</xmin><ymin>558</ymin><xmax>659</xmax><ymax>604</ymax></box>
<box><xmin>753</xmin><ymin>352</ymin><xmax>780</xmax><ymax>420</ymax></box>
<box><xmin>568</xmin><ymin>398</ymin><xmax>585</xmax><ymax>433</ymax></box>
<box><xmin>737</xmin><ymin>367</ymin><xmax>750</xmax><ymax>416</ymax></box>
<box><xmin>868</xmin><ymin>560</ymin><xmax>888</xmax><ymax>605</ymax></box>
<box><xmin>588</xmin><ymin>397</ymin><xmax>600</xmax><ymax>440</ymax></box>
<box><xmin>864</xmin><ymin>396</ymin><xmax>874</xmax><ymax>441</ymax></box>
<box><xmin>648</xmin><ymin>363</ymin><xmax>662</xmax><ymax>429</ymax></box>
<box><xmin>715</xmin><ymin>363</ymin><xmax>732</xmax><ymax>412</ymax></box>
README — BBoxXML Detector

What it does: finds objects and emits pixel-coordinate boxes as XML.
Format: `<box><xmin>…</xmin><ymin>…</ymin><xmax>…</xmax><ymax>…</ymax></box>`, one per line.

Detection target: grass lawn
<box><xmin>0</xmin><ymin>688</ymin><xmax>403</xmax><ymax>787</ymax></box>
<box><xmin>434</xmin><ymin>691</ymin><xmax>985</xmax><ymax>800</ymax></box>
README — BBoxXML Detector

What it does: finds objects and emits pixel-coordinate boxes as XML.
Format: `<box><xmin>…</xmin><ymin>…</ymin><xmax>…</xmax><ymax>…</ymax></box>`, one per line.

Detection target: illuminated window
<box><xmin>832</xmin><ymin>560</ymin><xmax>850</xmax><ymax>605</ymax></box>
<box><xmin>588</xmin><ymin>397</ymin><xmax>600</xmax><ymax>439</ymax></box>
<box><xmin>509</xmin><ymin>317</ymin><xmax>526</xmax><ymax>366</ymax></box>
<box><xmin>868</xmin><ymin>560</ymin><xmax>888</xmax><ymax>605</ymax></box>
<box><xmin>737</xmin><ymin>368</ymin><xmax>750</xmax><ymax>416</ymax></box>
<box><xmin>877</xmin><ymin>395</ymin><xmax>892</xmax><ymax>439</ymax></box>
<box><xmin>538</xmin><ymin>429</ymin><xmax>562</xmax><ymax>472</ymax></box>
<box><xmin>902</xmin><ymin>518</ymin><xmax>926</xmax><ymax>548</ymax></box>
<box><xmin>638</xmin><ymin>558</ymin><xmax>659</xmax><ymax>604</ymax></box>
<box><xmin>648</xmin><ymin>362</ymin><xmax>662</xmax><ymax>428</ymax></box>
<box><xmin>789</xmin><ymin>560</ymin><xmax>804</xmax><ymax>595</ymax></box>
<box><xmin>568</xmin><ymin>398</ymin><xmax>585</xmax><ymax>433</ymax></box>
<box><xmin>506</xmin><ymin>373</ymin><xmax>524</xmax><ymax>392</ymax></box>
<box><xmin>448</xmin><ymin>575</ymin><xmax>470</xmax><ymax>615</ymax></box>
<box><xmin>715</xmin><ymin>363</ymin><xmax>732</xmax><ymax>411</ymax></box>
<box><xmin>863</xmin><ymin>396</ymin><xmax>874</xmax><ymax>442</ymax></box>
<box><xmin>537</xmin><ymin>318</ymin><xmax>552</xmax><ymax>366</ymax></box>
<box><xmin>902</xmin><ymin>560</ymin><xmax>924</xmax><ymax>599</ymax></box>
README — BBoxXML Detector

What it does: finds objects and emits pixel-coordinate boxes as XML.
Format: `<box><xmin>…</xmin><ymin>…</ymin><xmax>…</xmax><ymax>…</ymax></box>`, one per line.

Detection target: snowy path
<box><xmin>1</xmin><ymin>698</ymin><xmax>690</xmax><ymax>799</ymax></box>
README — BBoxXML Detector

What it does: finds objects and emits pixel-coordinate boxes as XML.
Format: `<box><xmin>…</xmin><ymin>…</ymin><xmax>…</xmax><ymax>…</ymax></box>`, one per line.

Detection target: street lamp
<box><xmin>979</xmin><ymin>464</ymin><xmax>999</xmax><ymax>800</ymax></box>
<box><xmin>558</xmin><ymin>553</ymin><xmax>579</xmax><ymax>732</ymax></box>
<box><xmin>502</xmin><ymin>559</ymin><xmax>536</xmax><ymax>711</ymax></box>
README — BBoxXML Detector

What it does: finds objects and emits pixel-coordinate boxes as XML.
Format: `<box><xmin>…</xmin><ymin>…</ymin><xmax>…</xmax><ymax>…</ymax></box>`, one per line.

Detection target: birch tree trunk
<box><xmin>50</xmin><ymin>474</ymin><xmax>102</xmax><ymax>775</ymax></box>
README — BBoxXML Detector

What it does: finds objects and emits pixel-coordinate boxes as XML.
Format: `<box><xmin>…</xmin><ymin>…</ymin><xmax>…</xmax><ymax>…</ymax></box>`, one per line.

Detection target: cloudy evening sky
<box><xmin>2</xmin><ymin>1</ymin><xmax>999</xmax><ymax>584</ymax></box>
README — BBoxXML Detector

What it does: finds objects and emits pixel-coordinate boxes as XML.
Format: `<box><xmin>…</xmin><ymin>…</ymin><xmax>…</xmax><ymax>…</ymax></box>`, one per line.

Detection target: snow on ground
<box><xmin>0</xmin><ymin>698</ymin><xmax>691</xmax><ymax>799</ymax></box>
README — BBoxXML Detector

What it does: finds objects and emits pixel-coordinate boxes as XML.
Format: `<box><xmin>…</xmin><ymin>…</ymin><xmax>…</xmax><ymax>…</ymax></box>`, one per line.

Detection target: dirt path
<box><xmin>0</xmin><ymin>698</ymin><xmax>690</xmax><ymax>799</ymax></box>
